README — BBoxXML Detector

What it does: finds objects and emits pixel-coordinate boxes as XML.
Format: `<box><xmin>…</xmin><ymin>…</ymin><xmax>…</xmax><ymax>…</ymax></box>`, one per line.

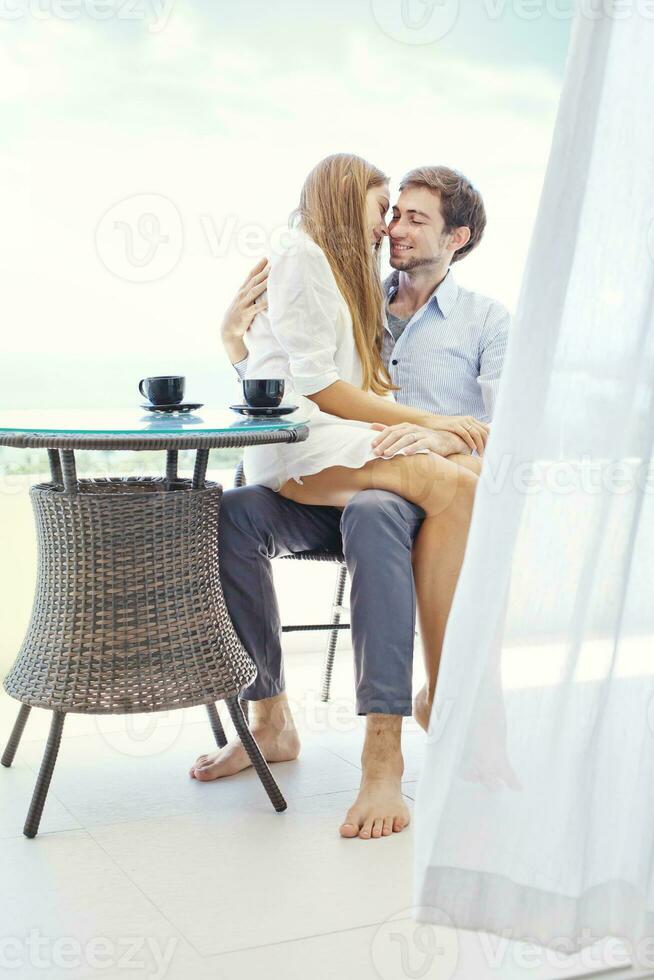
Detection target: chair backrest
<box><xmin>234</xmin><ymin>460</ymin><xmax>246</xmax><ymax>488</ymax></box>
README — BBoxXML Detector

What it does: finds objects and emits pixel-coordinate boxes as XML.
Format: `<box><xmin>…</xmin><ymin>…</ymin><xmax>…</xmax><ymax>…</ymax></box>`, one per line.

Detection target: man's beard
<box><xmin>389</xmin><ymin>251</ymin><xmax>444</xmax><ymax>272</ymax></box>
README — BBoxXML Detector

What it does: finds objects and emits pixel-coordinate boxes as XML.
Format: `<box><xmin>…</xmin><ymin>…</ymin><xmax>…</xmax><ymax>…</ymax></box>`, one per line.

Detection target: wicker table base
<box><xmin>1</xmin><ymin>443</ymin><xmax>299</xmax><ymax>837</ymax></box>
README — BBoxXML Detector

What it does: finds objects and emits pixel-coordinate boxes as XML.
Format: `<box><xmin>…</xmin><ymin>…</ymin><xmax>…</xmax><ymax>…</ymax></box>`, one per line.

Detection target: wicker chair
<box><xmin>233</xmin><ymin>461</ymin><xmax>349</xmax><ymax>701</ymax></box>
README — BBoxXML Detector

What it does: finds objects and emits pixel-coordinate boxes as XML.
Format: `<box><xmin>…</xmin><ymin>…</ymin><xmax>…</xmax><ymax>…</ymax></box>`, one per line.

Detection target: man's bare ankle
<box><xmin>249</xmin><ymin>693</ymin><xmax>297</xmax><ymax>736</ymax></box>
<box><xmin>361</xmin><ymin>761</ymin><xmax>404</xmax><ymax>786</ymax></box>
<box><xmin>360</xmin><ymin>713</ymin><xmax>405</xmax><ymax>779</ymax></box>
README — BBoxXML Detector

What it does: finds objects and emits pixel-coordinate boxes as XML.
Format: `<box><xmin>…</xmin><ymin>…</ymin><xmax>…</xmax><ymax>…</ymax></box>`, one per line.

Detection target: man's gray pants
<box><xmin>218</xmin><ymin>486</ymin><xmax>426</xmax><ymax>717</ymax></box>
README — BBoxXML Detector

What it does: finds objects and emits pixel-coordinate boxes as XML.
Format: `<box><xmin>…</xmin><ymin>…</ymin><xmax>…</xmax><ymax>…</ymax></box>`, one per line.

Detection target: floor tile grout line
<box><xmin>1</xmin><ymin>825</ymin><xmax>126</xmax><ymax>846</ymax></box>
<box><xmin>6</xmin><ymin>764</ymin><xmax>414</xmax><ymax>834</ymax></box>
<box><xmin>195</xmin><ymin>916</ymin><xmax>416</xmax><ymax>959</ymax></box>
<box><xmin>4</xmin><ymin>713</ymin><xmax>416</xmax><ymax>835</ymax></box>
<box><xmin>84</xmin><ymin>824</ymin><xmax>206</xmax><ymax>960</ymax></box>
<box><xmin>32</xmin><ymin>782</ymin><xmax>379</xmax><ymax>835</ymax></box>
<box><xmin>319</xmin><ymin>746</ymin><xmax>363</xmax><ymax>770</ymax></box>
<box><xmin>44</xmin><ymin>778</ymin><xmax>415</xmax><ymax>834</ymax></box>
<box><xmin>1</xmin><ymin>765</ymin><xmax>84</xmax><ymax>838</ymax></box>
<box><xmin>79</xmin><ymin>823</ymin><xmax>412</xmax><ymax>962</ymax></box>
<box><xmin>3</xmin><ymin>753</ymin><xmax>415</xmax><ymax>961</ymax></box>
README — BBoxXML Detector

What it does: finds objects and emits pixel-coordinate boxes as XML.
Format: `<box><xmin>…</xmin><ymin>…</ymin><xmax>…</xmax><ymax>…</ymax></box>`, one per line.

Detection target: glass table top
<box><xmin>0</xmin><ymin>408</ymin><xmax>308</xmax><ymax>436</ymax></box>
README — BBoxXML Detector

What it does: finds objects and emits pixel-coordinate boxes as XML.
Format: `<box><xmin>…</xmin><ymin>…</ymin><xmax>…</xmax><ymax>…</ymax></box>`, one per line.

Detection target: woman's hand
<box><xmin>371</xmin><ymin>422</ymin><xmax>469</xmax><ymax>458</ymax></box>
<box><xmin>220</xmin><ymin>258</ymin><xmax>270</xmax><ymax>364</ymax></box>
<box><xmin>422</xmin><ymin>414</ymin><xmax>490</xmax><ymax>455</ymax></box>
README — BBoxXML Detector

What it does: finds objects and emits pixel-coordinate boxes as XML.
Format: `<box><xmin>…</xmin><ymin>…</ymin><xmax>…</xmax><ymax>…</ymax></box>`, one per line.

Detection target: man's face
<box><xmin>388</xmin><ymin>186</ymin><xmax>452</xmax><ymax>272</ymax></box>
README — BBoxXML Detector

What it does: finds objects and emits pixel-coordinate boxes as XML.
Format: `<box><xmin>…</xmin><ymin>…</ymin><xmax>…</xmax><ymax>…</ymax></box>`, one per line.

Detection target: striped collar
<box><xmin>384</xmin><ymin>268</ymin><xmax>459</xmax><ymax>320</ymax></box>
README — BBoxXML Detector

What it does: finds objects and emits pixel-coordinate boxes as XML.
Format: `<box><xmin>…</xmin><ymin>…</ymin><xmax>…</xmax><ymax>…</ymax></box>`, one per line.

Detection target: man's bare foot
<box><xmin>339</xmin><ymin>714</ymin><xmax>410</xmax><ymax>840</ymax></box>
<box><xmin>189</xmin><ymin>693</ymin><xmax>300</xmax><ymax>781</ymax></box>
<box><xmin>413</xmin><ymin>684</ymin><xmax>433</xmax><ymax>733</ymax></box>
<box><xmin>339</xmin><ymin>776</ymin><xmax>411</xmax><ymax>840</ymax></box>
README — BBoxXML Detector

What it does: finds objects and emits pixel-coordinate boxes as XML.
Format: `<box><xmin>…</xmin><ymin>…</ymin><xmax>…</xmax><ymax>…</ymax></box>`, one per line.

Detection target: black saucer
<box><xmin>229</xmin><ymin>403</ymin><xmax>298</xmax><ymax>418</ymax></box>
<box><xmin>141</xmin><ymin>402</ymin><xmax>204</xmax><ymax>414</ymax></box>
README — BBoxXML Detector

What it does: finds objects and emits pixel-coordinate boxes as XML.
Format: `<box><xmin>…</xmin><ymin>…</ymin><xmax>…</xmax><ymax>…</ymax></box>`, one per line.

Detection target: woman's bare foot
<box><xmin>189</xmin><ymin>693</ymin><xmax>300</xmax><ymax>781</ymax></box>
<box><xmin>413</xmin><ymin>684</ymin><xmax>433</xmax><ymax>733</ymax></box>
<box><xmin>339</xmin><ymin>714</ymin><xmax>410</xmax><ymax>840</ymax></box>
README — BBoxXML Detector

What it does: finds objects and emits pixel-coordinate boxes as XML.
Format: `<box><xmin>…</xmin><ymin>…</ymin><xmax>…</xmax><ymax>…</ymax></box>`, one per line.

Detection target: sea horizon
<box><xmin>0</xmin><ymin>352</ymin><xmax>240</xmax><ymax>412</ymax></box>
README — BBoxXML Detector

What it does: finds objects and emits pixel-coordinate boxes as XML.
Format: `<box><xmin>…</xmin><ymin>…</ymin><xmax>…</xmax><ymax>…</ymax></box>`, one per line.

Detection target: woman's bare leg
<box><xmin>278</xmin><ymin>451</ymin><xmax>475</xmax><ymax>516</ymax></box>
<box><xmin>279</xmin><ymin>451</ymin><xmax>477</xmax><ymax>838</ymax></box>
<box><xmin>412</xmin><ymin>454</ymin><xmax>482</xmax><ymax>731</ymax></box>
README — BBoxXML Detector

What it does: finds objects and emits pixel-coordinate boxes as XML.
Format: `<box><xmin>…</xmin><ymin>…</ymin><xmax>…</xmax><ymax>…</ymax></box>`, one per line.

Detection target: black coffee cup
<box><xmin>139</xmin><ymin>376</ymin><xmax>185</xmax><ymax>405</ymax></box>
<box><xmin>242</xmin><ymin>378</ymin><xmax>285</xmax><ymax>408</ymax></box>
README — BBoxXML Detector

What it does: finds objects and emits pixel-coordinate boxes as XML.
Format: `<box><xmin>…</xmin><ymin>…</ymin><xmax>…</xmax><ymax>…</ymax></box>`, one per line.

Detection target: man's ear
<box><xmin>450</xmin><ymin>225</ymin><xmax>471</xmax><ymax>255</ymax></box>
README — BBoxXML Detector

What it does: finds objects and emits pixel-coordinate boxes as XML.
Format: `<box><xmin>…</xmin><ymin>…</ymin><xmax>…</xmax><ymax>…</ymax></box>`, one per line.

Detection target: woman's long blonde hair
<box><xmin>293</xmin><ymin>153</ymin><xmax>396</xmax><ymax>396</ymax></box>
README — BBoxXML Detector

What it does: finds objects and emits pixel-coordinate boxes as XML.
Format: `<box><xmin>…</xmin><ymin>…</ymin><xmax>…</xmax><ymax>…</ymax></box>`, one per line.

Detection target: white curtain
<box><xmin>415</xmin><ymin>2</ymin><xmax>654</xmax><ymax>968</ymax></box>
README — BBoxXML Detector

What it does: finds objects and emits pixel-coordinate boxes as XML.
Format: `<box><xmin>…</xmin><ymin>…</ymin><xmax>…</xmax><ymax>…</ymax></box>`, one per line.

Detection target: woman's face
<box><xmin>366</xmin><ymin>183</ymin><xmax>390</xmax><ymax>248</ymax></box>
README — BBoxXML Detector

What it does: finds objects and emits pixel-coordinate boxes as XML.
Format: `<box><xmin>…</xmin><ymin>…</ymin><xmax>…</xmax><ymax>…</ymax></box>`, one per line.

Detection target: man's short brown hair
<box><xmin>399</xmin><ymin>166</ymin><xmax>486</xmax><ymax>263</ymax></box>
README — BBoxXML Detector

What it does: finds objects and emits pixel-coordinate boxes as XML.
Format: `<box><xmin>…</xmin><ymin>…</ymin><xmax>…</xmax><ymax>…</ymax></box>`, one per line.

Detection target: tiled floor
<box><xmin>0</xmin><ymin>474</ymin><xmax>642</xmax><ymax>979</ymax></box>
<box><xmin>1</xmin><ymin>633</ymin><xmax>636</xmax><ymax>980</ymax></box>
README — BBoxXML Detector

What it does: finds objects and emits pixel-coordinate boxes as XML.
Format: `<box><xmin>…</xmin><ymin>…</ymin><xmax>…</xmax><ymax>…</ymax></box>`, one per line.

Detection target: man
<box><xmin>189</xmin><ymin>166</ymin><xmax>510</xmax><ymax>841</ymax></box>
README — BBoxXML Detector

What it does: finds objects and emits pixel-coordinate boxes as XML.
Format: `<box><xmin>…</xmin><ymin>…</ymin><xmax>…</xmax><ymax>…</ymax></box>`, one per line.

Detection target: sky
<box><xmin>0</xmin><ymin>0</ymin><xmax>572</xmax><ymax>404</ymax></box>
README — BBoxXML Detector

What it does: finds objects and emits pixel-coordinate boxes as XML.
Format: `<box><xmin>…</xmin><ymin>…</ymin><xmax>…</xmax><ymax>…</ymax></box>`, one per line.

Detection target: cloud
<box><xmin>1</xmin><ymin>5</ymin><xmax>565</xmax><ymax>354</ymax></box>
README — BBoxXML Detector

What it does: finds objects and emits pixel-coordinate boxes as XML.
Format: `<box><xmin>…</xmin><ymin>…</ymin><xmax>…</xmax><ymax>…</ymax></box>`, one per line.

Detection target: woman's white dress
<box><xmin>242</xmin><ymin>228</ymin><xmax>424</xmax><ymax>492</ymax></box>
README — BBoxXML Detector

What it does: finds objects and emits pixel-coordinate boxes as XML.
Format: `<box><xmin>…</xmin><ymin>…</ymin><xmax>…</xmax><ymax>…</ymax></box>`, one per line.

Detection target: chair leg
<box><xmin>1</xmin><ymin>703</ymin><xmax>32</xmax><ymax>768</ymax></box>
<box><xmin>224</xmin><ymin>696</ymin><xmax>287</xmax><ymax>813</ymax></box>
<box><xmin>239</xmin><ymin>697</ymin><xmax>250</xmax><ymax>722</ymax></box>
<box><xmin>24</xmin><ymin>711</ymin><xmax>65</xmax><ymax>839</ymax></box>
<box><xmin>206</xmin><ymin>703</ymin><xmax>228</xmax><ymax>748</ymax></box>
<box><xmin>320</xmin><ymin>564</ymin><xmax>348</xmax><ymax>703</ymax></box>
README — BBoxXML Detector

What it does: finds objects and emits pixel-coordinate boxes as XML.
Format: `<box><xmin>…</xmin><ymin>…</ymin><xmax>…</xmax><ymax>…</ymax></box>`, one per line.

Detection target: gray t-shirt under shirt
<box><xmin>386</xmin><ymin>308</ymin><xmax>411</xmax><ymax>346</ymax></box>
